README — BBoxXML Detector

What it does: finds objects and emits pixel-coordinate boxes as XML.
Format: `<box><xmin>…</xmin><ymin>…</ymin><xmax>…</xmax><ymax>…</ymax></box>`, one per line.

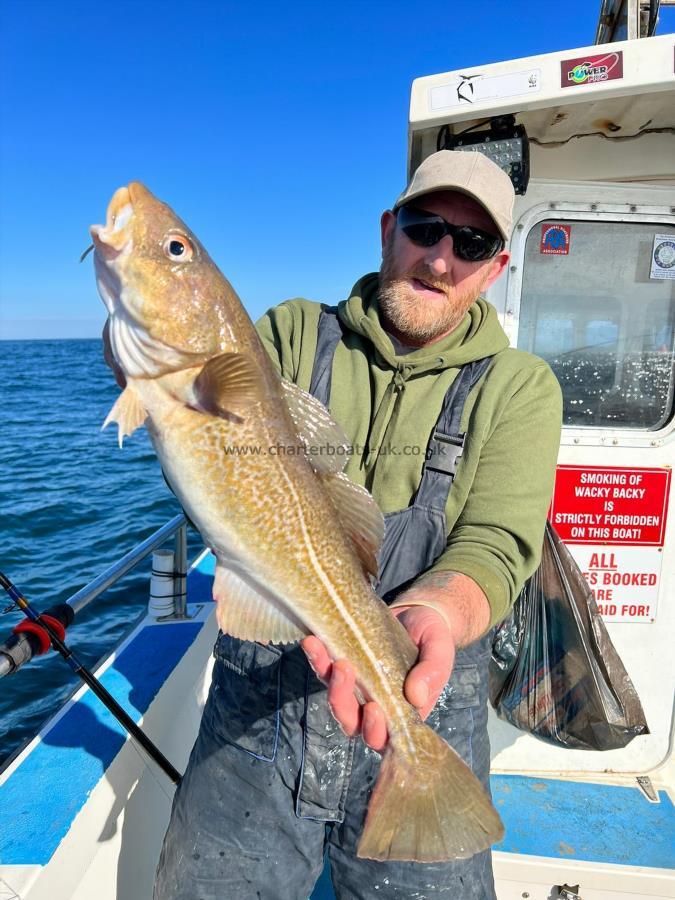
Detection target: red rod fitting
<box><xmin>13</xmin><ymin>614</ymin><xmax>67</xmax><ymax>655</ymax></box>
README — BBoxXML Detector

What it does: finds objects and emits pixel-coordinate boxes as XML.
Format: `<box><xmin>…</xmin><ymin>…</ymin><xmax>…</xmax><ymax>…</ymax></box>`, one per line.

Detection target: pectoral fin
<box><xmin>194</xmin><ymin>353</ymin><xmax>263</xmax><ymax>418</ymax></box>
<box><xmin>213</xmin><ymin>563</ymin><xmax>309</xmax><ymax>644</ymax></box>
<box><xmin>102</xmin><ymin>385</ymin><xmax>147</xmax><ymax>448</ymax></box>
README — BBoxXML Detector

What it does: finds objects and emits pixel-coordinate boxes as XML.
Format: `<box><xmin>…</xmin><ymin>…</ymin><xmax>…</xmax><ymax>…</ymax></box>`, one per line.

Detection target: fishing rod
<box><xmin>0</xmin><ymin>570</ymin><xmax>181</xmax><ymax>785</ymax></box>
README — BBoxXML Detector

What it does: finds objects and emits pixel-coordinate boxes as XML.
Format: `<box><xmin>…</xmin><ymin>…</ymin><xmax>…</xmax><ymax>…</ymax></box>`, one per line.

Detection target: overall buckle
<box><xmin>425</xmin><ymin>431</ymin><xmax>465</xmax><ymax>476</ymax></box>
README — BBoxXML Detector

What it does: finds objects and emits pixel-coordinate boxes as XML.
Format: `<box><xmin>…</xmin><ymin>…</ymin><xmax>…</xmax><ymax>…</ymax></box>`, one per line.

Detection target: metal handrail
<box><xmin>0</xmin><ymin>515</ymin><xmax>188</xmax><ymax>678</ymax></box>
<box><xmin>68</xmin><ymin>514</ymin><xmax>187</xmax><ymax>614</ymax></box>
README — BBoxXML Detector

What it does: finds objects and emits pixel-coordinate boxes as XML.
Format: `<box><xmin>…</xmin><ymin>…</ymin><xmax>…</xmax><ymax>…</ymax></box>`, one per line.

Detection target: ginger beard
<box><xmin>377</xmin><ymin>235</ymin><xmax>491</xmax><ymax>344</ymax></box>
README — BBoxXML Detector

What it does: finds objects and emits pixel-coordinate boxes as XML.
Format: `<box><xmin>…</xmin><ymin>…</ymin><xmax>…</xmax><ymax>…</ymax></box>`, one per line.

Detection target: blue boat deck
<box><xmin>1</xmin><ymin>550</ymin><xmax>673</xmax><ymax>889</ymax></box>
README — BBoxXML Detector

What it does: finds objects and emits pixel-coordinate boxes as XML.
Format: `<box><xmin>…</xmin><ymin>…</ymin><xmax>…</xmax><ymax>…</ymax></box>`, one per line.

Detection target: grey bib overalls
<box><xmin>155</xmin><ymin>308</ymin><xmax>498</xmax><ymax>900</ymax></box>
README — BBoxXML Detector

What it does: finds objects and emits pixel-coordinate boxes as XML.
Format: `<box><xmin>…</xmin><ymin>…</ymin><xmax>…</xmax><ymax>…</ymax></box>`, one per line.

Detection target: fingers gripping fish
<box><xmin>90</xmin><ymin>181</ymin><xmax>504</xmax><ymax>862</ymax></box>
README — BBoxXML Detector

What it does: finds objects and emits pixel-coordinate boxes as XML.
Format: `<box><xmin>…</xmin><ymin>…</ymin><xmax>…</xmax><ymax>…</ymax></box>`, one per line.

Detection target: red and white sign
<box><xmin>550</xmin><ymin>466</ymin><xmax>671</xmax><ymax>546</ymax></box>
<box><xmin>567</xmin><ymin>545</ymin><xmax>662</xmax><ymax>623</ymax></box>
<box><xmin>550</xmin><ymin>466</ymin><xmax>671</xmax><ymax>624</ymax></box>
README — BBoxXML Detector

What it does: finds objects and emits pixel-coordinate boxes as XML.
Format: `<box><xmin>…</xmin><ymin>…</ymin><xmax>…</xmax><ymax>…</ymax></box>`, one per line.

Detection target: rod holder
<box><xmin>149</xmin><ymin>549</ymin><xmax>176</xmax><ymax>618</ymax></box>
<box><xmin>173</xmin><ymin>522</ymin><xmax>188</xmax><ymax>618</ymax></box>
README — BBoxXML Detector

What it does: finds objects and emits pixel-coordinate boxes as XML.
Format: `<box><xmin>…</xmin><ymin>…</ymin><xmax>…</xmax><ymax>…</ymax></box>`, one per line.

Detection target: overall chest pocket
<box><xmin>426</xmin><ymin>664</ymin><xmax>481</xmax><ymax>771</ymax></box>
<box><xmin>204</xmin><ymin>633</ymin><xmax>282</xmax><ymax>762</ymax></box>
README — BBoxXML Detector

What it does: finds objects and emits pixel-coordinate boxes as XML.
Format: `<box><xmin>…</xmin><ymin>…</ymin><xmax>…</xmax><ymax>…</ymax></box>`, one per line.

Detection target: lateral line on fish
<box><xmin>272</xmin><ymin>444</ymin><xmax>417</xmax><ymax>757</ymax></box>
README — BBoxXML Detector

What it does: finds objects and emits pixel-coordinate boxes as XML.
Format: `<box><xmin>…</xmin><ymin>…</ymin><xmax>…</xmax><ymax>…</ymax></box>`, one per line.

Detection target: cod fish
<box><xmin>90</xmin><ymin>182</ymin><xmax>504</xmax><ymax>862</ymax></box>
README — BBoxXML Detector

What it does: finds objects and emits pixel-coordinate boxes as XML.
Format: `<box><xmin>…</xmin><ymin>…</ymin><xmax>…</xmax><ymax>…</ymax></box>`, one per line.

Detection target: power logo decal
<box><xmin>560</xmin><ymin>51</ymin><xmax>623</xmax><ymax>88</ymax></box>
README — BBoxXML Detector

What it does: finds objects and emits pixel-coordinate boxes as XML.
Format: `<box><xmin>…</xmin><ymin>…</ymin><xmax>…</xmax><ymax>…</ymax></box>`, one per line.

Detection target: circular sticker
<box><xmin>653</xmin><ymin>240</ymin><xmax>675</xmax><ymax>270</ymax></box>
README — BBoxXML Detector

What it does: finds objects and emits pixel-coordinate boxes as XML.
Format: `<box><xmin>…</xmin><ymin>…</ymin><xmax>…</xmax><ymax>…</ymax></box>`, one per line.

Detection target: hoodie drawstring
<box><xmin>364</xmin><ymin>366</ymin><xmax>410</xmax><ymax>470</ymax></box>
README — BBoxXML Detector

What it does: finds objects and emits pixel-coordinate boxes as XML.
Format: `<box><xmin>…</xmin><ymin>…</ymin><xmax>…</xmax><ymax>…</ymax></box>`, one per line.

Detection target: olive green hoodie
<box><xmin>256</xmin><ymin>273</ymin><xmax>562</xmax><ymax>625</ymax></box>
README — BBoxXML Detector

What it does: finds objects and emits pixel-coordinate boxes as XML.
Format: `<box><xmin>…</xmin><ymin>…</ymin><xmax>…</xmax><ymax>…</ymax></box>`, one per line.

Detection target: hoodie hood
<box><xmin>338</xmin><ymin>272</ymin><xmax>509</xmax><ymax>373</ymax></box>
<box><xmin>334</xmin><ymin>272</ymin><xmax>510</xmax><ymax>475</ymax></box>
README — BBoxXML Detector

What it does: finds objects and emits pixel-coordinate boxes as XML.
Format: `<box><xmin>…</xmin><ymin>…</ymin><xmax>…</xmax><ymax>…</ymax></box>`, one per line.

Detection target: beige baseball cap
<box><xmin>394</xmin><ymin>150</ymin><xmax>515</xmax><ymax>241</ymax></box>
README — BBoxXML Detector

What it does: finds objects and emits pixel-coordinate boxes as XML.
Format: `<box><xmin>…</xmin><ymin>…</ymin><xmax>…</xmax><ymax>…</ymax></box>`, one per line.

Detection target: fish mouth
<box><xmin>91</xmin><ymin>182</ymin><xmax>201</xmax><ymax>378</ymax></box>
<box><xmin>90</xmin><ymin>184</ymin><xmax>137</xmax><ymax>315</ymax></box>
<box><xmin>90</xmin><ymin>185</ymin><xmax>134</xmax><ymax>260</ymax></box>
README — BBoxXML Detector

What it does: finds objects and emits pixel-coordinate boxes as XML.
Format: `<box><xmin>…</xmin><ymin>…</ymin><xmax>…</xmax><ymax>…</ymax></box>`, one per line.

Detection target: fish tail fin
<box><xmin>357</xmin><ymin>723</ymin><xmax>504</xmax><ymax>862</ymax></box>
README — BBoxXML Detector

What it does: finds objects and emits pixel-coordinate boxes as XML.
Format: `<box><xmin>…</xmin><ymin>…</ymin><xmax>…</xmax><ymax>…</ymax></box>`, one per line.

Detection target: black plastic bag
<box><xmin>490</xmin><ymin>522</ymin><xmax>649</xmax><ymax>750</ymax></box>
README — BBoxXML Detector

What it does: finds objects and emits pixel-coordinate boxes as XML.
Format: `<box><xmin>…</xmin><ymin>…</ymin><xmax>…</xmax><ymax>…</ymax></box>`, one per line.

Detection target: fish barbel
<box><xmin>90</xmin><ymin>182</ymin><xmax>504</xmax><ymax>861</ymax></box>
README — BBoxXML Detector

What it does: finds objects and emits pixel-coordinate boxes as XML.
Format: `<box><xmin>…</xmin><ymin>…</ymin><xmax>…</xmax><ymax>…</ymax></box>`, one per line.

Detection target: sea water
<box><xmin>0</xmin><ymin>339</ymin><xmax>202</xmax><ymax>766</ymax></box>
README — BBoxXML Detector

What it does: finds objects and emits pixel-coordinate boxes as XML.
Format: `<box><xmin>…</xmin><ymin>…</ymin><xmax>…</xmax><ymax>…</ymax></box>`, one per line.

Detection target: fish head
<box><xmin>91</xmin><ymin>182</ymin><xmax>238</xmax><ymax>378</ymax></box>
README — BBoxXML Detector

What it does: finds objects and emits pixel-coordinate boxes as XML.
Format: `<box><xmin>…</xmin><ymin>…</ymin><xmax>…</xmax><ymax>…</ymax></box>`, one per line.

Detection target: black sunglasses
<box><xmin>396</xmin><ymin>205</ymin><xmax>504</xmax><ymax>262</ymax></box>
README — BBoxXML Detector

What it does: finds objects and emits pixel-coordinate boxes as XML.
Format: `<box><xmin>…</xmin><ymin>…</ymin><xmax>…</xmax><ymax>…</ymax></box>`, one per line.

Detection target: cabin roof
<box><xmin>408</xmin><ymin>33</ymin><xmax>675</xmax><ymax>172</ymax></box>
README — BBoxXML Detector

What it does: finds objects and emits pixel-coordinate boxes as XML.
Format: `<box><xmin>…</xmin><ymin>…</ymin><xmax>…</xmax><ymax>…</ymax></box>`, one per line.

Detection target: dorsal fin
<box><xmin>279</xmin><ymin>378</ymin><xmax>384</xmax><ymax>575</ymax></box>
<box><xmin>317</xmin><ymin>470</ymin><xmax>384</xmax><ymax>580</ymax></box>
<box><xmin>194</xmin><ymin>352</ymin><xmax>264</xmax><ymax>418</ymax></box>
<box><xmin>279</xmin><ymin>378</ymin><xmax>349</xmax><ymax>475</ymax></box>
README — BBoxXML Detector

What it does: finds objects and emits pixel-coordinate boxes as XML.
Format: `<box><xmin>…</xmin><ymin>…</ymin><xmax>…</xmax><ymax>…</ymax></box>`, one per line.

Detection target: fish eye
<box><xmin>163</xmin><ymin>234</ymin><xmax>194</xmax><ymax>261</ymax></box>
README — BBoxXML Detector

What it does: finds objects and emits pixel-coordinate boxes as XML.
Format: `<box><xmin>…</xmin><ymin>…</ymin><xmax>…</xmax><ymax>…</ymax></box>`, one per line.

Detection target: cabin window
<box><xmin>517</xmin><ymin>219</ymin><xmax>675</xmax><ymax>430</ymax></box>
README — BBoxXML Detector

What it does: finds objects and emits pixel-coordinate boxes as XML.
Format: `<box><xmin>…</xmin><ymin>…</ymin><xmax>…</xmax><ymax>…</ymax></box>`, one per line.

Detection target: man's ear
<box><xmin>483</xmin><ymin>249</ymin><xmax>510</xmax><ymax>290</ymax></box>
<box><xmin>380</xmin><ymin>209</ymin><xmax>396</xmax><ymax>251</ymax></box>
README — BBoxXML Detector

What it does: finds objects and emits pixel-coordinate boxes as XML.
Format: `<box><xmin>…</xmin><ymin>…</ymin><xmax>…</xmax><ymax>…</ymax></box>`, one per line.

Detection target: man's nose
<box><xmin>424</xmin><ymin>236</ymin><xmax>455</xmax><ymax>275</ymax></box>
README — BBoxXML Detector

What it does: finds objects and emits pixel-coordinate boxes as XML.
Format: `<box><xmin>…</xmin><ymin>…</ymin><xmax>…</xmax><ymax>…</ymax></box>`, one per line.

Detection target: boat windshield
<box><xmin>517</xmin><ymin>219</ymin><xmax>675</xmax><ymax>430</ymax></box>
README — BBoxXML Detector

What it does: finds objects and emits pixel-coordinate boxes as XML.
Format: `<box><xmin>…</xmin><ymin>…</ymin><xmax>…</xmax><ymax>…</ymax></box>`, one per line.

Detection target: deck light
<box><xmin>440</xmin><ymin>115</ymin><xmax>530</xmax><ymax>195</ymax></box>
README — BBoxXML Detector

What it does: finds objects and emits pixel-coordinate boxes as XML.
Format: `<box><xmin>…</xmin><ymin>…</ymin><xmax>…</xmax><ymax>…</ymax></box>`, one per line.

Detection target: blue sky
<box><xmin>1</xmin><ymin>1</ymin><xmax>674</xmax><ymax>339</ymax></box>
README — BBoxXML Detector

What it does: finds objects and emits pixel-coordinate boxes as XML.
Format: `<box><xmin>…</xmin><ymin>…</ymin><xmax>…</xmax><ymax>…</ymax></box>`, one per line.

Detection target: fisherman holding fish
<box><xmin>93</xmin><ymin>150</ymin><xmax>562</xmax><ymax>899</ymax></box>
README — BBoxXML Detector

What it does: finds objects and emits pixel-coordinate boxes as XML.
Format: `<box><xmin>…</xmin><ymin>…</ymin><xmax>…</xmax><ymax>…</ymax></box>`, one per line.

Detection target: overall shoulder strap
<box><xmin>416</xmin><ymin>356</ymin><xmax>494</xmax><ymax>506</ymax></box>
<box><xmin>308</xmin><ymin>306</ymin><xmax>342</xmax><ymax>406</ymax></box>
<box><xmin>443</xmin><ymin>356</ymin><xmax>494</xmax><ymax>432</ymax></box>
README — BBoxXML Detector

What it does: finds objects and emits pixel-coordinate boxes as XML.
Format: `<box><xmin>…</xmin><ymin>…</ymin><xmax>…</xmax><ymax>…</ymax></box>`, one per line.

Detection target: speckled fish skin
<box><xmin>90</xmin><ymin>182</ymin><xmax>504</xmax><ymax>862</ymax></box>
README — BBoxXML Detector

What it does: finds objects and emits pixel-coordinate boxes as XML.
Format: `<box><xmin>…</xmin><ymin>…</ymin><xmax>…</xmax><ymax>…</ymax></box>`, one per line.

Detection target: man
<box><xmin>154</xmin><ymin>150</ymin><xmax>562</xmax><ymax>899</ymax></box>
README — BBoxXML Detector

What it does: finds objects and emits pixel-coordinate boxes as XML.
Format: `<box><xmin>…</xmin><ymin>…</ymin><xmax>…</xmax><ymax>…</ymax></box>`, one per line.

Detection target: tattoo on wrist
<box><xmin>393</xmin><ymin>571</ymin><xmax>490</xmax><ymax>648</ymax></box>
<box><xmin>417</xmin><ymin>572</ymin><xmax>458</xmax><ymax>590</ymax></box>
<box><xmin>401</xmin><ymin>572</ymin><xmax>458</xmax><ymax>599</ymax></box>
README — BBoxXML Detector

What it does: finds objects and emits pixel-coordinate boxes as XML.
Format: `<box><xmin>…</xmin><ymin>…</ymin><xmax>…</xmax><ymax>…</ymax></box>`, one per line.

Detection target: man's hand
<box><xmin>301</xmin><ymin>605</ymin><xmax>454</xmax><ymax>752</ymax></box>
<box><xmin>300</xmin><ymin>571</ymin><xmax>490</xmax><ymax>752</ymax></box>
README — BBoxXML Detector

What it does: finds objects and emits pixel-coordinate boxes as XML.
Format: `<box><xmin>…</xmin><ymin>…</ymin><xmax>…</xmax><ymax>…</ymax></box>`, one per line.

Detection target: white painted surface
<box><xmin>409</xmin><ymin>33</ymin><xmax>675</xmax><ymax>131</ymax></box>
<box><xmin>487</xmin><ymin>179</ymin><xmax>675</xmax><ymax>775</ymax></box>
<box><xmin>5</xmin><ymin>604</ymin><xmax>216</xmax><ymax>900</ymax></box>
<box><xmin>494</xmin><ymin>852</ymin><xmax>675</xmax><ymax>900</ymax></box>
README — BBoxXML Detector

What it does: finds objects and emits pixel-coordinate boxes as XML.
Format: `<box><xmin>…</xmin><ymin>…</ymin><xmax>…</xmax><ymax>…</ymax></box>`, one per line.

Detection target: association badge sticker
<box><xmin>650</xmin><ymin>234</ymin><xmax>675</xmax><ymax>280</ymax></box>
<box><xmin>540</xmin><ymin>223</ymin><xmax>571</xmax><ymax>255</ymax></box>
<box><xmin>560</xmin><ymin>51</ymin><xmax>623</xmax><ymax>88</ymax></box>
